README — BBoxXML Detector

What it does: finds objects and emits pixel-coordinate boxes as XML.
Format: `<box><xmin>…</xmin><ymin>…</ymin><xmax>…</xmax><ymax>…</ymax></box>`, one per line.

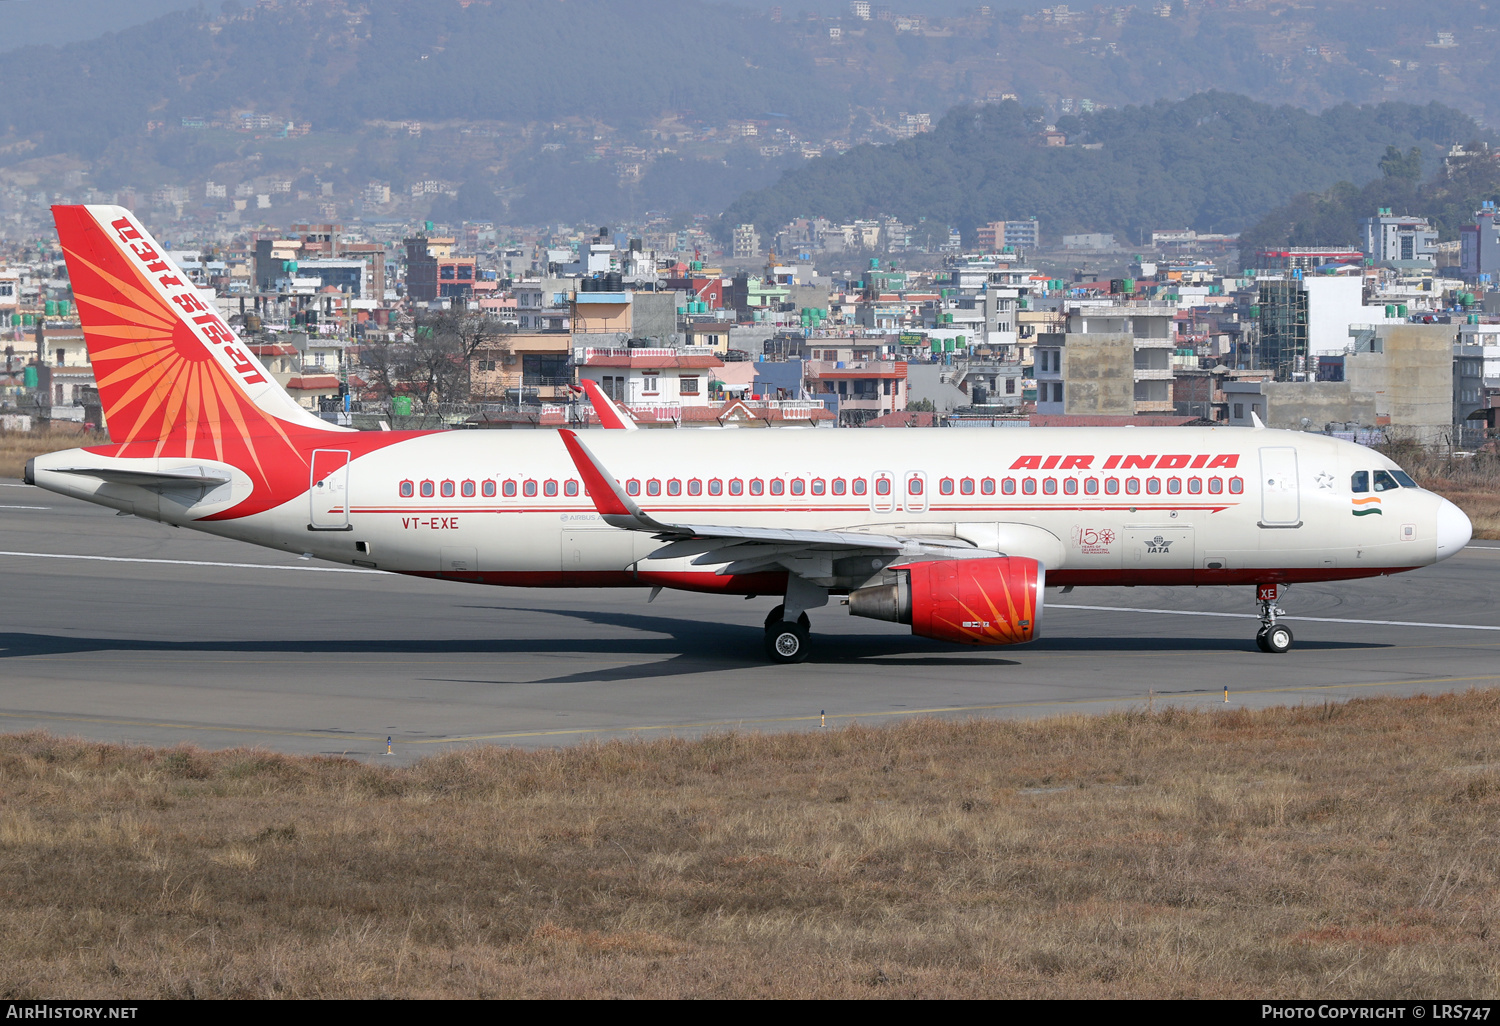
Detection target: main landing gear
<box><xmin>764</xmin><ymin>605</ymin><xmax>811</xmax><ymax>663</ymax></box>
<box><xmin>1255</xmin><ymin>583</ymin><xmax>1294</xmax><ymax>654</ymax></box>
<box><xmin>763</xmin><ymin>577</ymin><xmax>828</xmax><ymax>664</ymax></box>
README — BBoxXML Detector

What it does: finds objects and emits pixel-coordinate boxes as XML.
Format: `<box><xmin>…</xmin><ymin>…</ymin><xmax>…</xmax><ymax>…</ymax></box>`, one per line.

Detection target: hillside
<box><xmin>1</xmin><ymin>0</ymin><xmax>1499</xmax><ymax>226</ymax></box>
<box><xmin>1239</xmin><ymin>144</ymin><xmax>1500</xmax><ymax>253</ymax></box>
<box><xmin>719</xmin><ymin>94</ymin><xmax>1484</xmax><ymax>242</ymax></box>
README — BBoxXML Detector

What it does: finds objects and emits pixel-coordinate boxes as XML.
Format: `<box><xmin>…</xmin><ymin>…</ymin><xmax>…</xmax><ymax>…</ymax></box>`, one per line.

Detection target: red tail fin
<box><xmin>53</xmin><ymin>205</ymin><xmax>332</xmax><ymax>456</ymax></box>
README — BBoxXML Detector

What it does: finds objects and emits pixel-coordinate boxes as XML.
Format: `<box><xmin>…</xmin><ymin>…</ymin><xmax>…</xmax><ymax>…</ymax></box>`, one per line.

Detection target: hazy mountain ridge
<box><xmin>719</xmin><ymin>94</ymin><xmax>1485</xmax><ymax>241</ymax></box>
<box><xmin>1</xmin><ymin>0</ymin><xmax>1498</xmax><ymax>226</ymax></box>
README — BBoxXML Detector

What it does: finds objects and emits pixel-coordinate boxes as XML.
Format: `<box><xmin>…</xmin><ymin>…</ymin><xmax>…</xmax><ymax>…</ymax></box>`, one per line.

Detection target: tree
<box><xmin>360</xmin><ymin>311</ymin><xmax>508</xmax><ymax>411</ymax></box>
<box><xmin>1379</xmin><ymin>145</ymin><xmax>1423</xmax><ymax>182</ymax></box>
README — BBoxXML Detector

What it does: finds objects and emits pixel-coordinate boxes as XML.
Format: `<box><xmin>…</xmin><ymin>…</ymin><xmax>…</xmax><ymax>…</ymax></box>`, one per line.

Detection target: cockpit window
<box><xmin>1351</xmin><ymin>470</ymin><xmax>1369</xmax><ymax>493</ymax></box>
<box><xmin>1390</xmin><ymin>470</ymin><xmax>1418</xmax><ymax>489</ymax></box>
<box><xmin>1373</xmin><ymin>470</ymin><xmax>1400</xmax><ymax>492</ymax></box>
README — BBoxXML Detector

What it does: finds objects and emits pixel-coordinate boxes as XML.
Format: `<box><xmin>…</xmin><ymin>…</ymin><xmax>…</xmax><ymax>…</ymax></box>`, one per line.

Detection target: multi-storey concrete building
<box><xmin>1360</xmin><ymin>208</ymin><xmax>1439</xmax><ymax>267</ymax></box>
<box><xmin>1034</xmin><ymin>301</ymin><xmax>1178</xmax><ymax>415</ymax></box>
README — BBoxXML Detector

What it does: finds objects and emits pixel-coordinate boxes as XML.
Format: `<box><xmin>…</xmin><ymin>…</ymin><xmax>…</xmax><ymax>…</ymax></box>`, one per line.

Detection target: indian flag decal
<box><xmin>1352</xmin><ymin>496</ymin><xmax>1383</xmax><ymax>516</ymax></box>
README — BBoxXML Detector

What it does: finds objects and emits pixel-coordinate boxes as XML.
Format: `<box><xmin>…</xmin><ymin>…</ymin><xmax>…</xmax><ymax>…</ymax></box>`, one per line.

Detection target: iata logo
<box><xmin>1010</xmin><ymin>454</ymin><xmax>1241</xmax><ymax>470</ymax></box>
<box><xmin>1144</xmin><ymin>535</ymin><xmax>1173</xmax><ymax>554</ymax></box>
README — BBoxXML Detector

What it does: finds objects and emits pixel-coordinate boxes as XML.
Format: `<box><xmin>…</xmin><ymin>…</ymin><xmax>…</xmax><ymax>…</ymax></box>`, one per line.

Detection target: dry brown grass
<box><xmin>3</xmin><ymin>692</ymin><xmax>1500</xmax><ymax>998</ymax></box>
<box><xmin>0</xmin><ymin>427</ymin><xmax>101</xmax><ymax>479</ymax></box>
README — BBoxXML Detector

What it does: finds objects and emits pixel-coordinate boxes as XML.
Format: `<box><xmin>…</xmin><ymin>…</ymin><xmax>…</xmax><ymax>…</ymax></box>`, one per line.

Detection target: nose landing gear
<box><xmin>1255</xmin><ymin>583</ymin><xmax>1293</xmax><ymax>653</ymax></box>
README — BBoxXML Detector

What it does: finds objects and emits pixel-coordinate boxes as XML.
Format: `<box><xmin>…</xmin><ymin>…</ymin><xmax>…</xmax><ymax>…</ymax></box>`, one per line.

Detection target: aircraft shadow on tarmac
<box><xmin>0</xmin><ymin>606</ymin><xmax>1386</xmax><ymax>687</ymax></box>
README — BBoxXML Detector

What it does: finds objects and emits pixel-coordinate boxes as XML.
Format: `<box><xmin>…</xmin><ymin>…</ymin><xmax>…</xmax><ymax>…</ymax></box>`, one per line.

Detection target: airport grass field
<box><xmin>3</xmin><ymin>691</ymin><xmax>1499</xmax><ymax>998</ymax></box>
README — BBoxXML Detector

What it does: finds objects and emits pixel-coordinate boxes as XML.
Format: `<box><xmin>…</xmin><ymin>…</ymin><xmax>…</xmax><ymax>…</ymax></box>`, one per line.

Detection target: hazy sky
<box><xmin>3</xmin><ymin>1</ymin><xmax>216</xmax><ymax>51</ymax></box>
<box><xmin>0</xmin><ymin>0</ymin><xmax>1033</xmax><ymax>54</ymax></box>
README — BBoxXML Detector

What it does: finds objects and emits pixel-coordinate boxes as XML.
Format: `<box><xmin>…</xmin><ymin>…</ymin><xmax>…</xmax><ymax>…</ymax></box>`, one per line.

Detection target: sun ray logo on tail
<box><xmin>52</xmin><ymin>205</ymin><xmax>341</xmax><ymax>489</ymax></box>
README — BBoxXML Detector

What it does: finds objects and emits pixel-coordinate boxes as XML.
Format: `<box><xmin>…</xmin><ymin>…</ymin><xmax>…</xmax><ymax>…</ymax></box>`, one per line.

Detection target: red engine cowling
<box><xmin>847</xmin><ymin>556</ymin><xmax>1045</xmax><ymax>645</ymax></box>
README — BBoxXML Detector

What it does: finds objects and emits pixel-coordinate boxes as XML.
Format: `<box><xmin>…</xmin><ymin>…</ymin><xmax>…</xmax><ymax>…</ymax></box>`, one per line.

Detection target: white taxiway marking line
<box><xmin>1051</xmin><ymin>603</ymin><xmax>1500</xmax><ymax>632</ymax></box>
<box><xmin>0</xmin><ymin>550</ymin><xmax>381</xmax><ymax>574</ymax></box>
<box><xmin>0</xmin><ymin>505</ymin><xmax>50</xmax><ymax>510</ymax></box>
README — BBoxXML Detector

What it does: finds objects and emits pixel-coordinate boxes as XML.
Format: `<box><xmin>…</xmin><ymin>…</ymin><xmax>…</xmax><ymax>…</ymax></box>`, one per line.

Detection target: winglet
<box><xmin>577</xmin><ymin>379</ymin><xmax>638</xmax><ymax>430</ymax></box>
<box><xmin>557</xmin><ymin>429</ymin><xmax>663</xmax><ymax>529</ymax></box>
<box><xmin>1250</xmin><ymin>410</ymin><xmax>1266</xmax><ymax>430</ymax></box>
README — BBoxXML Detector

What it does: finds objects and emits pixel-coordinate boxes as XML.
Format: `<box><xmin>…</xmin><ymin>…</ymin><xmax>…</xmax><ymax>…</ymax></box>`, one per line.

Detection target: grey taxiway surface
<box><xmin>1</xmin><ymin>480</ymin><xmax>1497</xmax><ymax>763</ymax></box>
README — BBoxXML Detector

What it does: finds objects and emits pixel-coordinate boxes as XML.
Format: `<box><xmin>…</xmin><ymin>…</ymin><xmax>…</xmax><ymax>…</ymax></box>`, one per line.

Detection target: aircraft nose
<box><xmin>1436</xmin><ymin>498</ymin><xmax>1472</xmax><ymax>561</ymax></box>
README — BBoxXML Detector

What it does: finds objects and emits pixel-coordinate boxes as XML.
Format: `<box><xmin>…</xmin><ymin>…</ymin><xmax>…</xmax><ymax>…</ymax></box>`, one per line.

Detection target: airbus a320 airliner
<box><xmin>27</xmin><ymin>206</ymin><xmax>1473</xmax><ymax>662</ymax></box>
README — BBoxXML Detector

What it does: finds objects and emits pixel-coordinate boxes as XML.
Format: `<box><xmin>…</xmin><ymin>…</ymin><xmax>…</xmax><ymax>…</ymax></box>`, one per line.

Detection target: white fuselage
<box><xmin>32</xmin><ymin>425</ymin><xmax>1468</xmax><ymax>595</ymax></box>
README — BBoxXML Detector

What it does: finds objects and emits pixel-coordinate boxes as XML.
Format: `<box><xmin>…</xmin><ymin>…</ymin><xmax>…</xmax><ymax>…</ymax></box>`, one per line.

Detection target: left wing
<box><xmin>556</xmin><ymin>429</ymin><xmax>985</xmax><ymax>585</ymax></box>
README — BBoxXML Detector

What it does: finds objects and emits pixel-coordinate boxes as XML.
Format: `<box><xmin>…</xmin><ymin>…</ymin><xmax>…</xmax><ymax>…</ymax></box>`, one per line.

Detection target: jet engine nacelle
<box><xmin>847</xmin><ymin>556</ymin><xmax>1044</xmax><ymax>646</ymax></box>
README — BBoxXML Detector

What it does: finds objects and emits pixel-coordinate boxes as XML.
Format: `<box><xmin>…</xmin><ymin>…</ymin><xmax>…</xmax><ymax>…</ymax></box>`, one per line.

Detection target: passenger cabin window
<box><xmin>399</xmin><ymin>480</ymin><xmax>414</xmax><ymax>498</ymax></box>
<box><xmin>1208</xmin><ymin>478</ymin><xmax>1223</xmax><ymax>494</ymax></box>
<box><xmin>832</xmin><ymin>479</ymin><xmax>846</xmax><ymax>495</ymax></box>
<box><xmin>751</xmin><ymin>479</ymin><xmax>764</xmax><ymax>496</ymax></box>
<box><xmin>1022</xmin><ymin>479</ymin><xmax>1037</xmax><ymax>495</ymax></box>
<box><xmin>1125</xmin><ymin>478</ymin><xmax>1141</xmax><ymax>495</ymax></box>
<box><xmin>647</xmin><ymin>479</ymin><xmax>661</xmax><ymax>497</ymax></box>
<box><xmin>1002</xmin><ymin>478</ymin><xmax>1016</xmax><ymax>495</ymax></box>
<box><xmin>961</xmin><ymin>478</ymin><xmax>975</xmax><ymax>495</ymax></box>
<box><xmin>483</xmin><ymin>480</ymin><xmax>497</xmax><ymax>498</ymax></box>
<box><xmin>1373</xmin><ymin>470</ymin><xmax>1400</xmax><ymax>492</ymax></box>
<box><xmin>709</xmin><ymin>479</ymin><xmax>723</xmax><ymax>496</ymax></box>
<box><xmin>1042</xmin><ymin>479</ymin><xmax>1057</xmax><ymax>495</ymax></box>
<box><xmin>790</xmin><ymin>479</ymin><xmax>805</xmax><ymax>496</ymax></box>
<box><xmin>441</xmin><ymin>481</ymin><xmax>455</xmax><ymax>498</ymax></box>
<box><xmin>461</xmin><ymin>480</ymin><xmax>476</xmax><ymax>498</ymax></box>
<box><xmin>1351</xmin><ymin>471</ymin><xmax>1369</xmax><ymax>493</ymax></box>
<box><xmin>544</xmin><ymin>480</ymin><xmax>558</xmax><ymax>497</ymax></box>
<box><xmin>688</xmin><ymin>479</ymin><xmax>702</xmax><ymax>496</ymax></box>
<box><xmin>811</xmin><ymin>478</ymin><xmax>826</xmax><ymax>496</ymax></box>
<box><xmin>875</xmin><ymin>479</ymin><xmax>891</xmax><ymax>496</ymax></box>
<box><xmin>420</xmin><ymin>480</ymin><xmax>435</xmax><ymax>498</ymax></box>
<box><xmin>982</xmin><ymin>478</ymin><xmax>996</xmax><ymax>495</ymax></box>
<box><xmin>908</xmin><ymin>478</ymin><xmax>923</xmax><ymax>496</ymax></box>
<box><xmin>627</xmin><ymin>480</ymin><xmax>641</xmax><ymax>496</ymax></box>
<box><xmin>564</xmin><ymin>480</ymin><xmax>579</xmax><ymax>497</ymax></box>
<box><xmin>771</xmin><ymin>479</ymin><xmax>785</xmax><ymax>496</ymax></box>
<box><xmin>1064</xmin><ymin>479</ymin><xmax>1078</xmax><ymax>495</ymax></box>
<box><xmin>524</xmin><ymin>481</ymin><xmax>538</xmax><ymax>497</ymax></box>
<box><xmin>1084</xmin><ymin>479</ymin><xmax>1099</xmax><ymax>495</ymax></box>
<box><xmin>503</xmin><ymin>481</ymin><xmax>517</xmax><ymax>498</ymax></box>
<box><xmin>940</xmin><ymin>478</ymin><xmax>955</xmax><ymax>496</ymax></box>
<box><xmin>667</xmin><ymin>479</ymin><xmax>682</xmax><ymax>496</ymax></box>
<box><xmin>729</xmin><ymin>479</ymin><xmax>742</xmax><ymax>496</ymax></box>
<box><xmin>852</xmin><ymin>479</ymin><xmax>867</xmax><ymax>496</ymax></box>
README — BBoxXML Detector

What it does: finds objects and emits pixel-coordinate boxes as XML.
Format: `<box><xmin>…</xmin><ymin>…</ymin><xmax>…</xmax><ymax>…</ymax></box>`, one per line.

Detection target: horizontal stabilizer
<box><xmin>51</xmin><ymin>466</ymin><xmax>231</xmax><ymax>488</ymax></box>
